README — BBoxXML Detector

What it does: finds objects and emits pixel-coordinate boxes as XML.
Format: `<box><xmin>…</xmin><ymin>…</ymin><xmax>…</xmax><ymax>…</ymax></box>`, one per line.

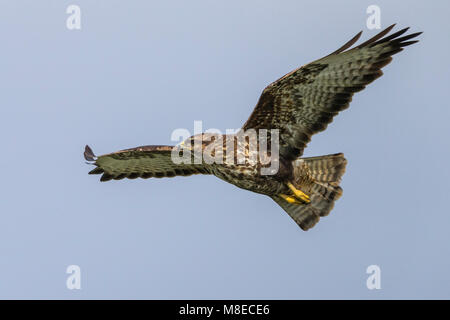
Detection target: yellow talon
<box><xmin>280</xmin><ymin>194</ymin><xmax>302</xmax><ymax>204</ymax></box>
<box><xmin>287</xmin><ymin>182</ymin><xmax>311</xmax><ymax>203</ymax></box>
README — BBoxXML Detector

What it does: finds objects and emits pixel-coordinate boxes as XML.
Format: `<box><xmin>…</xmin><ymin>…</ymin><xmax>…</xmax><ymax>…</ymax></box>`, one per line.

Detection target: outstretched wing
<box><xmin>84</xmin><ymin>145</ymin><xmax>210</xmax><ymax>182</ymax></box>
<box><xmin>243</xmin><ymin>24</ymin><xmax>421</xmax><ymax>160</ymax></box>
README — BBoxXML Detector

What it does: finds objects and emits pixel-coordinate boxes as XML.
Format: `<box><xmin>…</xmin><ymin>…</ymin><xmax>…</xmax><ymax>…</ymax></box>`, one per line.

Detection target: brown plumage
<box><xmin>85</xmin><ymin>25</ymin><xmax>420</xmax><ymax>230</ymax></box>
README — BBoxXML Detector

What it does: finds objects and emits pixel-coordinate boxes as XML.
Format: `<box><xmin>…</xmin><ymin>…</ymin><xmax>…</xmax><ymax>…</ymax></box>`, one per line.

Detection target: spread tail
<box><xmin>272</xmin><ymin>153</ymin><xmax>347</xmax><ymax>230</ymax></box>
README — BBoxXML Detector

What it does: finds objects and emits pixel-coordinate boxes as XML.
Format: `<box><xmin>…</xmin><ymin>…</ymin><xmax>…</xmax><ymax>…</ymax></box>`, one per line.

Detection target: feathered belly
<box><xmin>210</xmin><ymin>164</ymin><xmax>287</xmax><ymax>196</ymax></box>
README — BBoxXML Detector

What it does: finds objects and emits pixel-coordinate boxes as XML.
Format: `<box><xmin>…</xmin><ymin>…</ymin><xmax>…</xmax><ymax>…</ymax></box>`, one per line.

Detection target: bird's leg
<box><xmin>279</xmin><ymin>194</ymin><xmax>302</xmax><ymax>204</ymax></box>
<box><xmin>287</xmin><ymin>182</ymin><xmax>310</xmax><ymax>203</ymax></box>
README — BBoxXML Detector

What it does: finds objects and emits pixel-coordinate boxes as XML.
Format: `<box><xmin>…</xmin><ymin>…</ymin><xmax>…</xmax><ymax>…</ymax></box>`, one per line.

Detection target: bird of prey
<box><xmin>84</xmin><ymin>24</ymin><xmax>420</xmax><ymax>230</ymax></box>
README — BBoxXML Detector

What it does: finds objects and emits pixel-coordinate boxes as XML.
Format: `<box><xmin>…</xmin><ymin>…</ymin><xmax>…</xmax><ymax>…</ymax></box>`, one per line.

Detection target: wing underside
<box><xmin>84</xmin><ymin>145</ymin><xmax>210</xmax><ymax>182</ymax></box>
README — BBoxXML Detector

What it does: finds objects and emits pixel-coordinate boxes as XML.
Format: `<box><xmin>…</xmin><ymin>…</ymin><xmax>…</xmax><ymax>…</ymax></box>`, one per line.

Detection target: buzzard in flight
<box><xmin>84</xmin><ymin>24</ymin><xmax>420</xmax><ymax>230</ymax></box>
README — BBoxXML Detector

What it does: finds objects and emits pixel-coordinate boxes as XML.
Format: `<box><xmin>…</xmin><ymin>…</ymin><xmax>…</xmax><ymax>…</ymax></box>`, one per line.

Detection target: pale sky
<box><xmin>0</xmin><ymin>0</ymin><xmax>449</xmax><ymax>299</ymax></box>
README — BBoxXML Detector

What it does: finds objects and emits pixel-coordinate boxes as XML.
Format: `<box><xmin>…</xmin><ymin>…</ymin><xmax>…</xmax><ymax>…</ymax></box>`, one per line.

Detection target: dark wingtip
<box><xmin>84</xmin><ymin>145</ymin><xmax>97</xmax><ymax>161</ymax></box>
<box><xmin>356</xmin><ymin>23</ymin><xmax>397</xmax><ymax>49</ymax></box>
<box><xmin>327</xmin><ymin>30</ymin><xmax>363</xmax><ymax>56</ymax></box>
<box><xmin>100</xmin><ymin>173</ymin><xmax>113</xmax><ymax>182</ymax></box>
<box><xmin>88</xmin><ymin>167</ymin><xmax>104</xmax><ymax>175</ymax></box>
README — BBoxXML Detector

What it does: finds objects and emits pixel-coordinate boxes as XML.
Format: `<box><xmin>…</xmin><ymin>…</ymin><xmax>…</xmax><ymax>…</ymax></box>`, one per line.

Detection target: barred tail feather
<box><xmin>272</xmin><ymin>153</ymin><xmax>347</xmax><ymax>230</ymax></box>
<box><xmin>301</xmin><ymin>153</ymin><xmax>347</xmax><ymax>186</ymax></box>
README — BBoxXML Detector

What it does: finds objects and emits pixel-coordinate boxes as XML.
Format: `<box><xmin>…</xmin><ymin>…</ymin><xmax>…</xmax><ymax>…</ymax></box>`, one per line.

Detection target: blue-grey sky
<box><xmin>1</xmin><ymin>0</ymin><xmax>449</xmax><ymax>299</ymax></box>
